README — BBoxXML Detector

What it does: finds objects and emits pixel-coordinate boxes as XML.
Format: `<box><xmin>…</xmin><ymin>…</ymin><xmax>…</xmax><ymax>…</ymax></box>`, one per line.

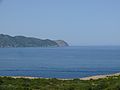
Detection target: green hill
<box><xmin>0</xmin><ymin>34</ymin><xmax>69</xmax><ymax>47</ymax></box>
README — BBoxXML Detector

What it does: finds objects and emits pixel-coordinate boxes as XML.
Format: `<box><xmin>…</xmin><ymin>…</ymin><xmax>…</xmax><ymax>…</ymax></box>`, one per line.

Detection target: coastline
<box><xmin>1</xmin><ymin>72</ymin><xmax>120</xmax><ymax>80</ymax></box>
<box><xmin>80</xmin><ymin>72</ymin><xmax>120</xmax><ymax>80</ymax></box>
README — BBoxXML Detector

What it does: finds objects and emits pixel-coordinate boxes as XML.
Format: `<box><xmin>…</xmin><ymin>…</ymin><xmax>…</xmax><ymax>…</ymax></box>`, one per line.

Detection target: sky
<box><xmin>0</xmin><ymin>0</ymin><xmax>120</xmax><ymax>46</ymax></box>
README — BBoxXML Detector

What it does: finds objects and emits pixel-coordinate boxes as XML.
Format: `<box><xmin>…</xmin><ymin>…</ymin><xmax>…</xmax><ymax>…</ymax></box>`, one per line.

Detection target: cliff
<box><xmin>54</xmin><ymin>40</ymin><xmax>69</xmax><ymax>47</ymax></box>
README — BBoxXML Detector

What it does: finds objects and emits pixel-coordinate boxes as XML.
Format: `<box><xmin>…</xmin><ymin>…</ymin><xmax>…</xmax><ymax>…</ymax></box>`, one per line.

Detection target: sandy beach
<box><xmin>80</xmin><ymin>73</ymin><xmax>120</xmax><ymax>80</ymax></box>
<box><xmin>1</xmin><ymin>72</ymin><xmax>120</xmax><ymax>80</ymax></box>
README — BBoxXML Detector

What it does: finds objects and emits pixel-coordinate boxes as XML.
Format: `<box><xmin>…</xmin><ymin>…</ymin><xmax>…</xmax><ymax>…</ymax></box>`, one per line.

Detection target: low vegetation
<box><xmin>0</xmin><ymin>75</ymin><xmax>120</xmax><ymax>90</ymax></box>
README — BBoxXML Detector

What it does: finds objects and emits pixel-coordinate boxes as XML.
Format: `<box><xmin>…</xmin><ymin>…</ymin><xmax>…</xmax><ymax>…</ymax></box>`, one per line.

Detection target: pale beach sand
<box><xmin>1</xmin><ymin>72</ymin><xmax>120</xmax><ymax>80</ymax></box>
<box><xmin>80</xmin><ymin>73</ymin><xmax>120</xmax><ymax>80</ymax></box>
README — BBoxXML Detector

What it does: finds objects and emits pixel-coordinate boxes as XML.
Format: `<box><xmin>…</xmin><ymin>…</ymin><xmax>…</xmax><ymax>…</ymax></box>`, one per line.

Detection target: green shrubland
<box><xmin>0</xmin><ymin>76</ymin><xmax>120</xmax><ymax>90</ymax></box>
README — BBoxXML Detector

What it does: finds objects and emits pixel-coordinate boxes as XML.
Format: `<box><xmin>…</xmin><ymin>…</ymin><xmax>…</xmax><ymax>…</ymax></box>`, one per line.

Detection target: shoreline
<box><xmin>1</xmin><ymin>72</ymin><xmax>120</xmax><ymax>80</ymax></box>
<box><xmin>80</xmin><ymin>72</ymin><xmax>120</xmax><ymax>80</ymax></box>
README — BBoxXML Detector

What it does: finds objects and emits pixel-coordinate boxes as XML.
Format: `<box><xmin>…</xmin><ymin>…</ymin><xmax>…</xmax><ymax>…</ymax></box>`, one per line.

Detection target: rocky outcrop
<box><xmin>54</xmin><ymin>40</ymin><xmax>69</xmax><ymax>47</ymax></box>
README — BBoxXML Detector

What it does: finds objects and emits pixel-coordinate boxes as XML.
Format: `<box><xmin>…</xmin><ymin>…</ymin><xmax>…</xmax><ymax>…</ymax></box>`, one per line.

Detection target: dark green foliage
<box><xmin>0</xmin><ymin>75</ymin><xmax>120</xmax><ymax>90</ymax></box>
<box><xmin>0</xmin><ymin>34</ymin><xmax>59</xmax><ymax>47</ymax></box>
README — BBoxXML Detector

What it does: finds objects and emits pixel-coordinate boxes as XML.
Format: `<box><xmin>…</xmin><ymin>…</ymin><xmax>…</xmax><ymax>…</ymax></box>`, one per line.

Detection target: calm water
<box><xmin>0</xmin><ymin>46</ymin><xmax>120</xmax><ymax>78</ymax></box>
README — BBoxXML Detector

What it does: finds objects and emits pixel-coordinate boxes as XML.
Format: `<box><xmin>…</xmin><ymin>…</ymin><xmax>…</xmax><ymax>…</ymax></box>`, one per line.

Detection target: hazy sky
<box><xmin>0</xmin><ymin>0</ymin><xmax>120</xmax><ymax>45</ymax></box>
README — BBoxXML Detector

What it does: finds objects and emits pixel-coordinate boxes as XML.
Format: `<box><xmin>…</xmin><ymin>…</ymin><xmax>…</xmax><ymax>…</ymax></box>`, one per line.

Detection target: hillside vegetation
<box><xmin>0</xmin><ymin>75</ymin><xmax>120</xmax><ymax>90</ymax></box>
<box><xmin>0</xmin><ymin>34</ymin><xmax>69</xmax><ymax>47</ymax></box>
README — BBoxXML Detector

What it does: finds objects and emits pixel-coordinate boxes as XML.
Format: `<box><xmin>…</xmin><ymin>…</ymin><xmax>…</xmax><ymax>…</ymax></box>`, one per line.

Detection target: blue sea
<box><xmin>0</xmin><ymin>46</ymin><xmax>120</xmax><ymax>79</ymax></box>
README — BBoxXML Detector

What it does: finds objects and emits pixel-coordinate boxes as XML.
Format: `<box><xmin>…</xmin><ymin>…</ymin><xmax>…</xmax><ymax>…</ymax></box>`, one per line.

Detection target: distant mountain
<box><xmin>0</xmin><ymin>34</ymin><xmax>69</xmax><ymax>48</ymax></box>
